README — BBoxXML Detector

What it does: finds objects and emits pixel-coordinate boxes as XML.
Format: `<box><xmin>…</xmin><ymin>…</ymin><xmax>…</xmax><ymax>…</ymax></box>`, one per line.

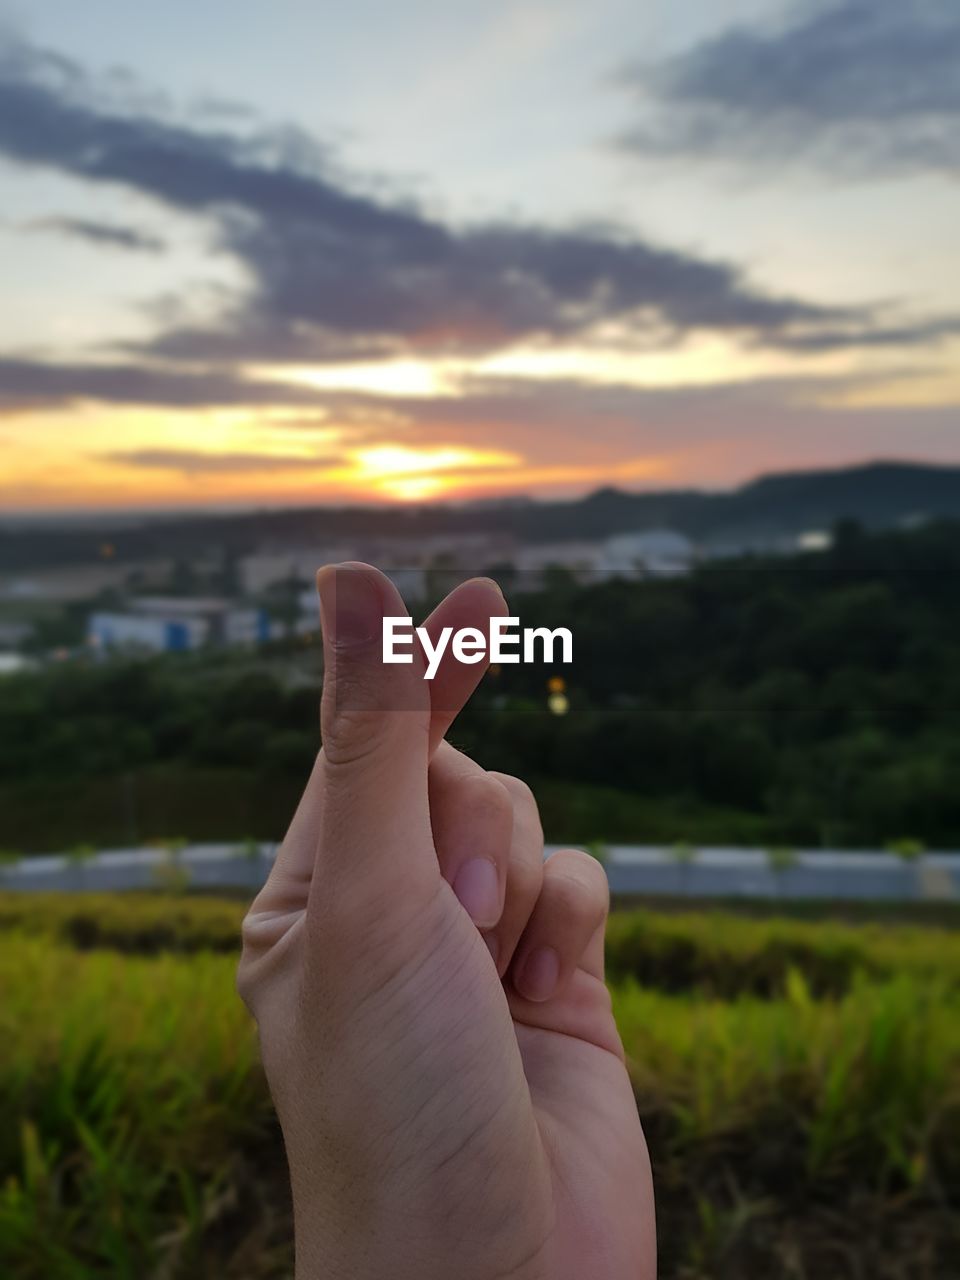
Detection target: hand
<box><xmin>238</xmin><ymin>564</ymin><xmax>655</xmax><ymax>1280</ymax></box>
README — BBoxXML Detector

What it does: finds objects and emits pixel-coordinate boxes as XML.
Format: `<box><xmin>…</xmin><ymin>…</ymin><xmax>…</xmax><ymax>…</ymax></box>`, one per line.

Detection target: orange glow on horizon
<box><xmin>2</xmin><ymin>298</ymin><xmax>958</xmax><ymax>513</ymax></box>
<box><xmin>341</xmin><ymin>444</ymin><xmax>519</xmax><ymax>501</ymax></box>
<box><xmin>5</xmin><ymin>329</ymin><xmax>952</xmax><ymax>512</ymax></box>
<box><xmin>0</xmin><ymin>418</ymin><xmax>532</xmax><ymax>509</ymax></box>
<box><xmin>0</xmin><ymin>445</ymin><xmax>674</xmax><ymax>511</ymax></box>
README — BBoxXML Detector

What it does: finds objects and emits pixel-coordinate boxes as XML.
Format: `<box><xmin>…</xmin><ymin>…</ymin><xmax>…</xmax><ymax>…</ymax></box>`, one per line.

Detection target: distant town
<box><xmin>0</xmin><ymin>522</ymin><xmax>814</xmax><ymax>669</ymax></box>
<box><xmin>1</xmin><ymin>459</ymin><xmax>958</xmax><ymax>669</ymax></box>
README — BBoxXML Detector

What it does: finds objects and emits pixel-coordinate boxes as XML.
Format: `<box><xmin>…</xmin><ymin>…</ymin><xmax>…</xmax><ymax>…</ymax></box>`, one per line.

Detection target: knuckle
<box><xmin>547</xmin><ymin>872</ymin><xmax>588</xmax><ymax>918</ymax></box>
<box><xmin>546</xmin><ymin>851</ymin><xmax>610</xmax><ymax>921</ymax></box>
<box><xmin>457</xmin><ymin>771</ymin><xmax>514</xmax><ymax>827</ymax></box>
<box><xmin>321</xmin><ymin>703</ymin><xmax>389</xmax><ymax>766</ymax></box>
<box><xmin>490</xmin><ymin>771</ymin><xmax>535</xmax><ymax>807</ymax></box>
<box><xmin>322</xmin><ymin>703</ymin><xmax>426</xmax><ymax>768</ymax></box>
<box><xmin>489</xmin><ymin>772</ymin><xmax>543</xmax><ymax>833</ymax></box>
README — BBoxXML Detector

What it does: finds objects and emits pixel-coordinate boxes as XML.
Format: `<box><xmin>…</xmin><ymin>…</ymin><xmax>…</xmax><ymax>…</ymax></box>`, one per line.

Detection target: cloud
<box><xmin>620</xmin><ymin>0</ymin><xmax>960</xmax><ymax>180</ymax></box>
<box><xmin>100</xmin><ymin>448</ymin><xmax>341</xmax><ymax>475</ymax></box>
<box><xmin>22</xmin><ymin>216</ymin><xmax>165</xmax><ymax>252</ymax></box>
<box><xmin>0</xmin><ymin>350</ymin><xmax>869</xmax><ymax>424</ymax></box>
<box><xmin>0</xmin><ymin>33</ymin><xmax>882</xmax><ymax>364</ymax></box>
<box><xmin>350</xmin><ymin>375</ymin><xmax>960</xmax><ymax>489</ymax></box>
<box><xmin>762</xmin><ymin>316</ymin><xmax>960</xmax><ymax>353</ymax></box>
<box><xmin>0</xmin><ymin>356</ymin><xmax>328</xmax><ymax>409</ymax></box>
<box><xmin>3</xmin><ymin>347</ymin><xmax>958</xmax><ymax>489</ymax></box>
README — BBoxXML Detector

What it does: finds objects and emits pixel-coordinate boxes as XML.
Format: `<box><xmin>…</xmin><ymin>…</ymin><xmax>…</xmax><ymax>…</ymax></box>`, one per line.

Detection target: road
<box><xmin>3</xmin><ymin>842</ymin><xmax>959</xmax><ymax>901</ymax></box>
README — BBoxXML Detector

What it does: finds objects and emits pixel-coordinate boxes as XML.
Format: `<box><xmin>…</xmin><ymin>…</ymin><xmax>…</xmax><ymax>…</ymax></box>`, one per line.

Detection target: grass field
<box><xmin>2</xmin><ymin>894</ymin><xmax>959</xmax><ymax>1278</ymax></box>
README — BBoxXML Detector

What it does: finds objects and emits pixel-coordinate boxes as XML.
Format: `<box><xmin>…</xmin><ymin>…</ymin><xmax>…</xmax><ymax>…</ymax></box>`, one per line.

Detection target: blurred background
<box><xmin>1</xmin><ymin>1</ymin><xmax>959</xmax><ymax>1276</ymax></box>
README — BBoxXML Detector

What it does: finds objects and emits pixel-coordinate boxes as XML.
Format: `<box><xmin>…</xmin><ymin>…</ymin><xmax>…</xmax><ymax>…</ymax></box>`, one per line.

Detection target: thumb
<box><xmin>312</xmin><ymin>562</ymin><xmax>434</xmax><ymax>894</ymax></box>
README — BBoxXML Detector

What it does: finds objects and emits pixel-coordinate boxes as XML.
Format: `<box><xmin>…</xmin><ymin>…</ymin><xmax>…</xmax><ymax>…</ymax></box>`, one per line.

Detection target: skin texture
<box><xmin>238</xmin><ymin>564</ymin><xmax>656</xmax><ymax>1280</ymax></box>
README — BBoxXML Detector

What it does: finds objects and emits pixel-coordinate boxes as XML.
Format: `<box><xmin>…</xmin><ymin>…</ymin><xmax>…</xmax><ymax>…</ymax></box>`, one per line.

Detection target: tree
<box><xmin>668</xmin><ymin>841</ymin><xmax>698</xmax><ymax>896</ymax></box>
<box><xmin>886</xmin><ymin>837</ymin><xmax>926</xmax><ymax>863</ymax></box>
<box><xmin>238</xmin><ymin>835</ymin><xmax>262</xmax><ymax>862</ymax></box>
<box><xmin>151</xmin><ymin>836</ymin><xmax>191</xmax><ymax>892</ymax></box>
<box><xmin>66</xmin><ymin>841</ymin><xmax>98</xmax><ymax>889</ymax></box>
<box><xmin>0</xmin><ymin>850</ymin><xmax>22</xmax><ymax>884</ymax></box>
<box><xmin>584</xmin><ymin>840</ymin><xmax>609</xmax><ymax>866</ymax></box>
<box><xmin>765</xmin><ymin>845</ymin><xmax>798</xmax><ymax>900</ymax></box>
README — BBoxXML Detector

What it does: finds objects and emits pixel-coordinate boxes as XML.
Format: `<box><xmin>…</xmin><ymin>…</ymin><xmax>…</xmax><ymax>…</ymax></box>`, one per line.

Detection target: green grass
<box><xmin>614</xmin><ymin>975</ymin><xmax>960</xmax><ymax>1182</ymax></box>
<box><xmin>0</xmin><ymin>893</ymin><xmax>245</xmax><ymax>953</ymax></box>
<box><xmin>1</xmin><ymin>896</ymin><xmax>959</xmax><ymax>1277</ymax></box>
<box><xmin>5</xmin><ymin>892</ymin><xmax>960</xmax><ymax>993</ymax></box>
<box><xmin>605</xmin><ymin>907</ymin><xmax>960</xmax><ymax>996</ymax></box>
<box><xmin>0</xmin><ymin>938</ymin><xmax>266</xmax><ymax>1279</ymax></box>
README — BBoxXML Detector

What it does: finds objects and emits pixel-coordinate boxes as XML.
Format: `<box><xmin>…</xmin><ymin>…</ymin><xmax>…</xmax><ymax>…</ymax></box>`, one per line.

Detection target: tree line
<box><xmin>2</xmin><ymin>519</ymin><xmax>959</xmax><ymax>849</ymax></box>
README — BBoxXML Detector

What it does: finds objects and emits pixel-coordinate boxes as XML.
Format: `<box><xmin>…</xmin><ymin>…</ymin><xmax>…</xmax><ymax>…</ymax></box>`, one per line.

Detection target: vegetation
<box><xmin>7</xmin><ymin>894</ymin><xmax>960</xmax><ymax>990</ymax></box>
<box><xmin>4</xmin><ymin>520</ymin><xmax>960</xmax><ymax>852</ymax></box>
<box><xmin>1</xmin><ymin>893</ymin><xmax>958</xmax><ymax>1278</ymax></box>
<box><xmin>887</xmin><ymin>836</ymin><xmax>927</xmax><ymax>862</ymax></box>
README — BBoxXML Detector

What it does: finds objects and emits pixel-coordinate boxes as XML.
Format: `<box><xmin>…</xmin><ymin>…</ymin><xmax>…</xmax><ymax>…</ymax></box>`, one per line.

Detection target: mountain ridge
<box><xmin>2</xmin><ymin>459</ymin><xmax>960</xmax><ymax>570</ymax></box>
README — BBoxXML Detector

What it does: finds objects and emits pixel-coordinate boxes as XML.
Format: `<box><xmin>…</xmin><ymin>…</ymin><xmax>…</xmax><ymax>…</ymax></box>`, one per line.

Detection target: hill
<box><xmin>2</xmin><ymin>459</ymin><xmax>960</xmax><ymax>570</ymax></box>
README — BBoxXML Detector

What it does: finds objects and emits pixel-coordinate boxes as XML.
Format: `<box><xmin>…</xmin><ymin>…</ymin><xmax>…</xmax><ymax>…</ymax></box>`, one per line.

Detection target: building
<box><xmin>239</xmin><ymin>548</ymin><xmax>356</xmax><ymax>595</ymax></box>
<box><xmin>599</xmin><ymin>529</ymin><xmax>695</xmax><ymax>576</ymax></box>
<box><xmin>89</xmin><ymin>597</ymin><xmax>274</xmax><ymax>654</ymax></box>
<box><xmin>506</xmin><ymin>529</ymin><xmax>696</xmax><ymax>589</ymax></box>
<box><xmin>0</xmin><ymin>560</ymin><xmax>170</xmax><ymax>604</ymax></box>
<box><xmin>90</xmin><ymin>609</ymin><xmax>207</xmax><ymax>650</ymax></box>
<box><xmin>89</xmin><ymin>611</ymin><xmax>208</xmax><ymax>653</ymax></box>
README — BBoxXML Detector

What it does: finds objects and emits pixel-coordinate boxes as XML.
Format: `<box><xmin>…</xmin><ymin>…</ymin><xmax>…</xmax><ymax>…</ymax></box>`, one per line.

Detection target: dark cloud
<box><xmin>0</xmin><ymin>356</ymin><xmax>327</xmax><ymax>409</ymax></box>
<box><xmin>0</xmin><ymin>350</ymin><xmax>847</xmax><ymax>425</ymax></box>
<box><xmin>23</xmin><ymin>215</ymin><xmax>165</xmax><ymax>252</ymax></box>
<box><xmin>620</xmin><ymin>0</ymin><xmax>960</xmax><ymax>179</ymax></box>
<box><xmin>762</xmin><ymin>316</ymin><xmax>960</xmax><ymax>353</ymax></box>
<box><xmin>100</xmin><ymin>447</ymin><xmax>341</xmax><ymax>475</ymax></box>
<box><xmin>0</xmin><ymin>34</ymin><xmax>880</xmax><ymax>363</ymax></box>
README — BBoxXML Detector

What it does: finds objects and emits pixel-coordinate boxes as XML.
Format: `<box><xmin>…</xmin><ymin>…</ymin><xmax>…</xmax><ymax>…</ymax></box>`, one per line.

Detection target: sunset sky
<box><xmin>1</xmin><ymin>0</ymin><xmax>958</xmax><ymax>510</ymax></box>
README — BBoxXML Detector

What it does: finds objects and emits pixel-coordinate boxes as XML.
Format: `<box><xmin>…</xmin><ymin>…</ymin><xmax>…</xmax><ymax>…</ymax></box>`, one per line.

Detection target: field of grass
<box><xmin>2</xmin><ymin>894</ymin><xmax>959</xmax><ymax>1278</ymax></box>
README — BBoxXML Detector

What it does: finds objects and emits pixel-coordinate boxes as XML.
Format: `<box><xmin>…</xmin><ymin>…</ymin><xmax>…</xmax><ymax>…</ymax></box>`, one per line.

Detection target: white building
<box><xmin>89</xmin><ymin>597</ymin><xmax>275</xmax><ymax>653</ymax></box>
<box><xmin>599</xmin><ymin>529</ymin><xmax>695</xmax><ymax>576</ymax></box>
<box><xmin>506</xmin><ymin>529</ymin><xmax>695</xmax><ymax>589</ymax></box>
<box><xmin>510</xmin><ymin>540</ymin><xmax>607</xmax><ymax>574</ymax></box>
<box><xmin>89</xmin><ymin>611</ymin><xmax>208</xmax><ymax>653</ymax></box>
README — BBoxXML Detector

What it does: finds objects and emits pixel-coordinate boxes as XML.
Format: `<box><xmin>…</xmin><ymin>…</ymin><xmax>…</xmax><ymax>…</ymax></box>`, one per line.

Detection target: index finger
<box><xmin>421</xmin><ymin>576</ymin><xmax>508</xmax><ymax>753</ymax></box>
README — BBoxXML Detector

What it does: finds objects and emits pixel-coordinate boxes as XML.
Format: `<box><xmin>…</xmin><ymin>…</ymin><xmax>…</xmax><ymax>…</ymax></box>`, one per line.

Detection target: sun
<box><xmin>345</xmin><ymin>443</ymin><xmax>519</xmax><ymax>501</ymax></box>
<box><xmin>379</xmin><ymin>476</ymin><xmax>448</xmax><ymax>501</ymax></box>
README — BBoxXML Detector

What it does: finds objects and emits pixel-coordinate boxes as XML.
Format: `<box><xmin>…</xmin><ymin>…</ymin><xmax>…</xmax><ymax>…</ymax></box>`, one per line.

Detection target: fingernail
<box><xmin>453</xmin><ymin>857</ymin><xmax>500</xmax><ymax>928</ymax></box>
<box><xmin>517</xmin><ymin>947</ymin><xmax>560</xmax><ymax>1002</ymax></box>
<box><xmin>484</xmin><ymin>932</ymin><xmax>500</xmax><ymax>968</ymax></box>
<box><xmin>316</xmin><ymin>565</ymin><xmax>379</xmax><ymax>647</ymax></box>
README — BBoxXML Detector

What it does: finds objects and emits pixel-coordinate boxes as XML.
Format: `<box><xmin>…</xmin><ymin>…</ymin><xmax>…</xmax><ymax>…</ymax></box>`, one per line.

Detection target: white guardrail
<box><xmin>1</xmin><ymin>843</ymin><xmax>959</xmax><ymax>900</ymax></box>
